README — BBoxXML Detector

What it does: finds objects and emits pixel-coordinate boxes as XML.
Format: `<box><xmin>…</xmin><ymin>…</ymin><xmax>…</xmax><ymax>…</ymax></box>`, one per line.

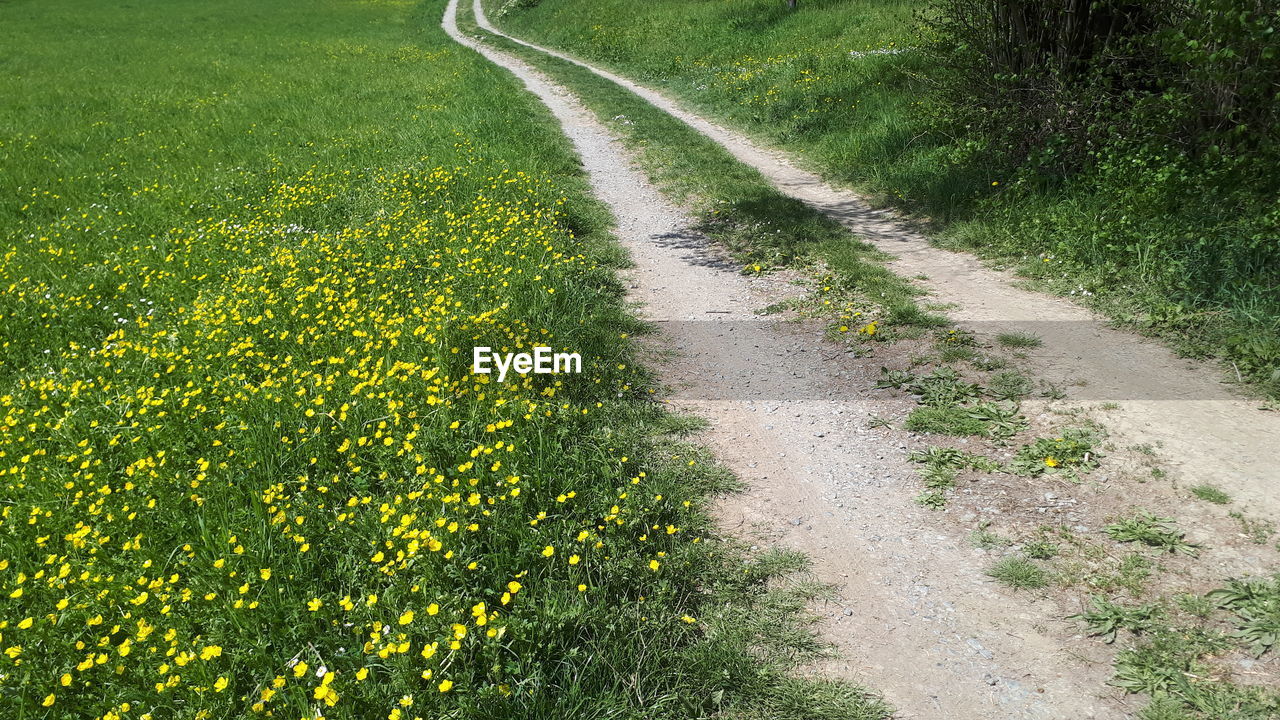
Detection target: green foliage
<box><xmin>904</xmin><ymin>406</ymin><xmax>988</xmax><ymax>436</ymax></box>
<box><xmin>909</xmin><ymin>367</ymin><xmax>982</xmax><ymax>406</ymax></box>
<box><xmin>987</xmin><ymin>556</ymin><xmax>1048</xmax><ymax>590</ymax></box>
<box><xmin>966</xmin><ymin>401</ymin><xmax>1030</xmax><ymax>440</ymax></box>
<box><xmin>907</xmin><ymin>445</ymin><xmax>1000</xmax><ymax>472</ymax></box>
<box><xmin>1189</xmin><ymin>484</ymin><xmax>1231</xmax><ymax>504</ymax></box>
<box><xmin>904</xmin><ymin>445</ymin><xmax>999</xmax><ymax>508</ymax></box>
<box><xmin>986</xmin><ymin>370</ymin><xmax>1033</xmax><ymax>401</ymax></box>
<box><xmin>1110</xmin><ymin>623</ymin><xmax>1280</xmax><ymax>717</ymax></box>
<box><xmin>499</xmin><ymin>0</ymin><xmax>543</xmax><ymax>17</ymax></box>
<box><xmin>1023</xmin><ymin>540</ymin><xmax>1060</xmax><ymax>560</ymax></box>
<box><xmin>1106</xmin><ymin>512</ymin><xmax>1200</xmax><ymax>556</ymax></box>
<box><xmin>1209</xmin><ymin>576</ymin><xmax>1280</xmax><ymax>658</ymax></box>
<box><xmin>995</xmin><ymin>332</ymin><xmax>1043</xmax><ymax>349</ymax></box>
<box><xmin>1070</xmin><ymin>596</ymin><xmax>1162</xmax><ymax>643</ymax></box>
<box><xmin>1011</xmin><ymin>428</ymin><xmax>1101</xmax><ymax>476</ymax></box>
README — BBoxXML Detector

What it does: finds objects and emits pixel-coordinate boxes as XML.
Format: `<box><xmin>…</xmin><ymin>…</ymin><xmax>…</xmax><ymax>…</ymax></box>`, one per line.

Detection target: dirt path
<box><xmin>467</xmin><ymin>0</ymin><xmax>1280</xmax><ymax>524</ymax></box>
<box><xmin>442</xmin><ymin>3</ymin><xmax>1154</xmax><ymax>717</ymax></box>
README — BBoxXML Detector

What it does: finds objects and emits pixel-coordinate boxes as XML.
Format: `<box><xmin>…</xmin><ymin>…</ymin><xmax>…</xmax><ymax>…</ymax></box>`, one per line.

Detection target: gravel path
<box><xmin>443</xmin><ymin>2</ymin><xmax>1144</xmax><ymax>717</ymax></box>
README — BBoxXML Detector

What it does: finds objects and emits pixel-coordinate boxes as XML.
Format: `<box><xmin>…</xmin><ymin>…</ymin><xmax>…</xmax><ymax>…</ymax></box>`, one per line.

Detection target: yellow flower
<box><xmin>259</xmin><ymin>568</ymin><xmax>271</xmax><ymax>581</ymax></box>
<box><xmin>438</xmin><ymin>679</ymin><xmax>453</xmax><ymax>693</ymax></box>
<box><xmin>307</xmin><ymin>598</ymin><xmax>323</xmax><ymax>612</ymax></box>
<box><xmin>541</xmin><ymin>545</ymin><xmax>554</xmax><ymax>557</ymax></box>
<box><xmin>213</xmin><ymin>676</ymin><xmax>229</xmax><ymax>692</ymax></box>
<box><xmin>1044</xmin><ymin>457</ymin><xmax>1059</xmax><ymax>468</ymax></box>
<box><xmin>200</xmin><ymin>645</ymin><xmax>222</xmax><ymax>661</ymax></box>
<box><xmin>649</xmin><ymin>559</ymin><xmax>660</xmax><ymax>571</ymax></box>
<box><xmin>43</xmin><ymin>694</ymin><xmax>55</xmax><ymax>707</ymax></box>
<box><xmin>398</xmin><ymin>610</ymin><xmax>414</xmax><ymax>625</ymax></box>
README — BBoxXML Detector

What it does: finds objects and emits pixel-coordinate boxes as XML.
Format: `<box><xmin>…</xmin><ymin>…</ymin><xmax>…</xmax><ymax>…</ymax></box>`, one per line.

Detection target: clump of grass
<box><xmin>970</xmin><ymin>354</ymin><xmax>1009</xmax><ymax>371</ymax></box>
<box><xmin>1069</xmin><ymin>595</ymin><xmax>1162</xmax><ymax>643</ymax></box>
<box><xmin>907</xmin><ymin>445</ymin><xmax>1001</xmax><ymax>471</ymax></box>
<box><xmin>1189</xmin><ymin>484</ymin><xmax>1231</xmax><ymax>504</ymax></box>
<box><xmin>906</xmin><ymin>440</ymin><xmax>1003</xmax><ymax>507</ymax></box>
<box><xmin>916</xmin><ymin>490</ymin><xmax>947</xmax><ymax>509</ymax></box>
<box><xmin>971</xmin><ymin>524</ymin><xmax>1011</xmax><ymax>550</ymax></box>
<box><xmin>1174</xmin><ymin>593</ymin><xmax>1215</xmax><ymax>618</ymax></box>
<box><xmin>986</xmin><ymin>369</ymin><xmax>1033</xmax><ymax>401</ymax></box>
<box><xmin>1106</xmin><ymin>511</ymin><xmax>1199</xmax><ymax>555</ymax></box>
<box><xmin>905</xmin><ymin>406</ymin><xmax>988</xmax><ymax>436</ymax></box>
<box><xmin>939</xmin><ymin>345</ymin><xmax>977</xmax><ymax>362</ymax></box>
<box><xmin>987</xmin><ymin>556</ymin><xmax>1048</xmax><ymax>590</ymax></box>
<box><xmin>1023</xmin><ymin>539</ymin><xmax>1060</xmax><ymax>559</ymax></box>
<box><xmin>905</xmin><ymin>446</ymin><xmax>999</xmax><ymax>508</ymax></box>
<box><xmin>875</xmin><ymin>367</ymin><xmax>916</xmax><ymax>390</ymax></box>
<box><xmin>996</xmin><ymin>331</ymin><xmax>1043</xmax><ymax>348</ymax></box>
<box><xmin>910</xmin><ymin>367</ymin><xmax>982</xmax><ymax>407</ymax></box>
<box><xmin>966</xmin><ymin>400</ymin><xmax>1030</xmax><ymax>440</ymax></box>
<box><xmin>1112</xmin><ymin>629</ymin><xmax>1233</xmax><ymax>706</ymax></box>
<box><xmin>1209</xmin><ymin>576</ymin><xmax>1280</xmax><ymax>658</ymax></box>
<box><xmin>919</xmin><ymin>463</ymin><xmax>958</xmax><ymax>490</ymax></box>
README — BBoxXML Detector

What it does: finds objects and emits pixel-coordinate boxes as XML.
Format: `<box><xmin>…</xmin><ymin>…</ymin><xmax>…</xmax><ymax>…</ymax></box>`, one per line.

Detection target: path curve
<box><xmin>444</xmin><ymin>2</ymin><xmax>1136</xmax><ymax>717</ymax></box>
<box><xmin>468</xmin><ymin>0</ymin><xmax>1280</xmax><ymax>523</ymax></box>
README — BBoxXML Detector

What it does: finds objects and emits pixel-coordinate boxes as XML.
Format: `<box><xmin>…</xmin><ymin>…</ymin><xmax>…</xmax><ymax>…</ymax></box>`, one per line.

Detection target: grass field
<box><xmin>493</xmin><ymin>0</ymin><xmax>1280</xmax><ymax>397</ymax></box>
<box><xmin>0</xmin><ymin>1</ymin><xmax>889</xmax><ymax>718</ymax></box>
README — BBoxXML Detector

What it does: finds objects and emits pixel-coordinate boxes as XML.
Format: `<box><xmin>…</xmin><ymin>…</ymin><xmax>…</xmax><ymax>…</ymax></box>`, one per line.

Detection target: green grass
<box><xmin>1189</xmin><ymin>484</ymin><xmax>1231</xmax><ymax>504</ymax></box>
<box><xmin>1011</xmin><ymin>428</ymin><xmax>1102</xmax><ymax>477</ymax></box>
<box><xmin>986</xmin><ymin>370</ymin><xmax>1033</xmax><ymax>401</ymax></box>
<box><xmin>995</xmin><ymin>331</ymin><xmax>1044</xmax><ymax>349</ymax></box>
<box><xmin>1069</xmin><ymin>596</ymin><xmax>1162</xmax><ymax>643</ymax></box>
<box><xmin>986</xmin><ymin>556</ymin><xmax>1048</xmax><ymax>590</ymax></box>
<box><xmin>1106</xmin><ymin>512</ymin><xmax>1200</xmax><ymax>556</ymax></box>
<box><xmin>0</xmin><ymin>1</ymin><xmax>888</xmax><ymax>717</ymax></box>
<box><xmin>1090</xmin><ymin>577</ymin><xmax>1280</xmax><ymax>718</ymax></box>
<box><xmin>904</xmin><ymin>406</ymin><xmax>988</xmax><ymax>436</ymax></box>
<box><xmin>491</xmin><ymin>0</ymin><xmax>1280</xmax><ymax>398</ymax></box>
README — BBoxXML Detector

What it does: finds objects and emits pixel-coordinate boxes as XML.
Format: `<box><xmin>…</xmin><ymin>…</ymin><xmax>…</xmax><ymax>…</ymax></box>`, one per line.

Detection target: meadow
<box><xmin>0</xmin><ymin>1</ymin><xmax>886</xmax><ymax>718</ymax></box>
